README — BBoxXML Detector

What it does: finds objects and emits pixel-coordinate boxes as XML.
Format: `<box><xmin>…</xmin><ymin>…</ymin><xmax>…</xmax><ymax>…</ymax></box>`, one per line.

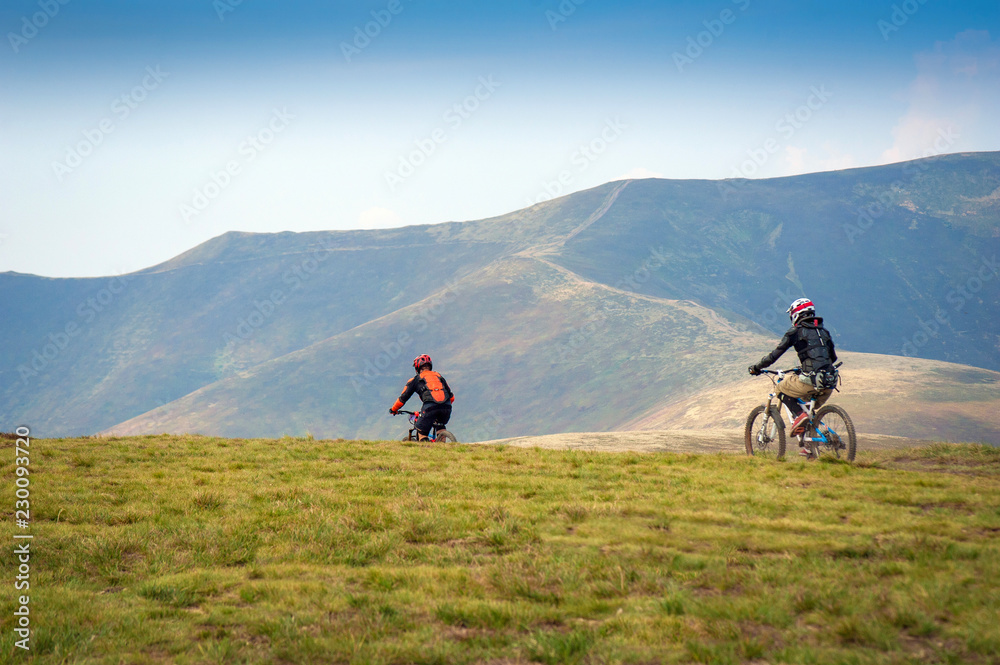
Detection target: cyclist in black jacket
<box><xmin>749</xmin><ymin>298</ymin><xmax>839</xmax><ymax>439</ymax></box>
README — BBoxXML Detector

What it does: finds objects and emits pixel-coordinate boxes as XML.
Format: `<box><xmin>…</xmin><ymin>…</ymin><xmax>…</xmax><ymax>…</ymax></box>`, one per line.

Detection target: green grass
<box><xmin>2</xmin><ymin>436</ymin><xmax>999</xmax><ymax>664</ymax></box>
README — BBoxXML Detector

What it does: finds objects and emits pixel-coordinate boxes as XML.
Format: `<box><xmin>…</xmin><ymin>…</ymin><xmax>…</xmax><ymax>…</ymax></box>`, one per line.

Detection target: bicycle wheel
<box><xmin>401</xmin><ymin>431</ymin><xmax>416</xmax><ymax>441</ymax></box>
<box><xmin>435</xmin><ymin>429</ymin><xmax>458</xmax><ymax>443</ymax></box>
<box><xmin>744</xmin><ymin>405</ymin><xmax>785</xmax><ymax>458</ymax></box>
<box><xmin>813</xmin><ymin>405</ymin><xmax>856</xmax><ymax>461</ymax></box>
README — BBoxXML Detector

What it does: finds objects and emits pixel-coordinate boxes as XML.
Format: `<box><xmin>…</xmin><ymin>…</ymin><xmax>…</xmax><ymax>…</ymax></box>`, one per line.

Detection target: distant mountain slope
<box><xmin>550</xmin><ymin>152</ymin><xmax>1000</xmax><ymax>370</ymax></box>
<box><xmin>1</xmin><ymin>184</ymin><xmax>630</xmax><ymax>436</ymax></box>
<box><xmin>0</xmin><ymin>230</ymin><xmax>515</xmax><ymax>435</ymax></box>
<box><xmin>3</xmin><ymin>152</ymin><xmax>999</xmax><ymax>438</ymax></box>
<box><xmin>104</xmin><ymin>254</ymin><xmax>769</xmax><ymax>440</ymax></box>
<box><xmin>624</xmin><ymin>352</ymin><xmax>1000</xmax><ymax>445</ymax></box>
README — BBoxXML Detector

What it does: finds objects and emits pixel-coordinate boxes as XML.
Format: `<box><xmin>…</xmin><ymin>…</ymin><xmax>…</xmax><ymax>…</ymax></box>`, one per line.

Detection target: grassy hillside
<box><xmin>2</xmin><ymin>435</ymin><xmax>998</xmax><ymax>664</ymax></box>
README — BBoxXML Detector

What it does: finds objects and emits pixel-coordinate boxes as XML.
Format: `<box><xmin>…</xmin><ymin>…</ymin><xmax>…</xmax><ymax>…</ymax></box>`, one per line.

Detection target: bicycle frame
<box><xmin>397</xmin><ymin>410</ymin><xmax>447</xmax><ymax>442</ymax></box>
<box><xmin>748</xmin><ymin>361</ymin><xmax>853</xmax><ymax>460</ymax></box>
<box><xmin>763</xmin><ymin>369</ymin><xmax>842</xmax><ymax>449</ymax></box>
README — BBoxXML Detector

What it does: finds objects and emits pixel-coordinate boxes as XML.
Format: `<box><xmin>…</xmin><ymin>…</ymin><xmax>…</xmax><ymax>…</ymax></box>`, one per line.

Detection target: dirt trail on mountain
<box><xmin>477</xmin><ymin>429</ymin><xmax>937</xmax><ymax>454</ymax></box>
<box><xmin>562</xmin><ymin>179</ymin><xmax>631</xmax><ymax>243</ymax></box>
<box><xmin>519</xmin><ymin>180</ymin><xmax>631</xmax><ymax>261</ymax></box>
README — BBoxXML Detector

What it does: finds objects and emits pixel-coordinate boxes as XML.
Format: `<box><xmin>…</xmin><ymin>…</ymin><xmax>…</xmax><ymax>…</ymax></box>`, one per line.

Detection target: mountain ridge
<box><xmin>3</xmin><ymin>151</ymin><xmax>999</xmax><ymax>439</ymax></box>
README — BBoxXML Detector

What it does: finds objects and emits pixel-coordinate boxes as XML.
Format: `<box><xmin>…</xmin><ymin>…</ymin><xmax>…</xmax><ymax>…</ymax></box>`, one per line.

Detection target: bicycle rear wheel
<box><xmin>435</xmin><ymin>429</ymin><xmax>458</xmax><ymax>443</ymax></box>
<box><xmin>813</xmin><ymin>405</ymin><xmax>856</xmax><ymax>461</ymax></box>
<box><xmin>744</xmin><ymin>405</ymin><xmax>785</xmax><ymax>458</ymax></box>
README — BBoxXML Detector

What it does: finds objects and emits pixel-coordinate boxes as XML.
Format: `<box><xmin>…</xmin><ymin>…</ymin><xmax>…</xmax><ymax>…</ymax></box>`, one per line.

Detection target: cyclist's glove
<box><xmin>389</xmin><ymin>407</ymin><xmax>398</xmax><ymax>415</ymax></box>
<box><xmin>748</xmin><ymin>364</ymin><xmax>761</xmax><ymax>376</ymax></box>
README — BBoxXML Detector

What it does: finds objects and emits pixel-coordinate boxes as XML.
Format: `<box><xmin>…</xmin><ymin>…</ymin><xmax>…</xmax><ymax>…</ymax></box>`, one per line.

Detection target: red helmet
<box><xmin>413</xmin><ymin>354</ymin><xmax>432</xmax><ymax>371</ymax></box>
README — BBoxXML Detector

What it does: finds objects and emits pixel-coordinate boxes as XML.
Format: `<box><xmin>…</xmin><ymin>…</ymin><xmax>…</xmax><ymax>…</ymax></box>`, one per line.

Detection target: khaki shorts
<box><xmin>777</xmin><ymin>374</ymin><xmax>832</xmax><ymax>410</ymax></box>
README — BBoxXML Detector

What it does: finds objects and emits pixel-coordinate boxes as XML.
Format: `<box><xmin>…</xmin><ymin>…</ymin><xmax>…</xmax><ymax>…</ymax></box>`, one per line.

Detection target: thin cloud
<box><xmin>357</xmin><ymin>207</ymin><xmax>403</xmax><ymax>229</ymax></box>
<box><xmin>882</xmin><ymin>30</ymin><xmax>1000</xmax><ymax>163</ymax></box>
<box><xmin>614</xmin><ymin>167</ymin><xmax>665</xmax><ymax>181</ymax></box>
<box><xmin>779</xmin><ymin>143</ymin><xmax>856</xmax><ymax>176</ymax></box>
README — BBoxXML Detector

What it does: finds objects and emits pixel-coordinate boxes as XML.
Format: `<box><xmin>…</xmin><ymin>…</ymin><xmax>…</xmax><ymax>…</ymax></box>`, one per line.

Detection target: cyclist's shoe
<box><xmin>798</xmin><ymin>447</ymin><xmax>815</xmax><ymax>459</ymax></box>
<box><xmin>789</xmin><ymin>412</ymin><xmax>810</xmax><ymax>436</ymax></box>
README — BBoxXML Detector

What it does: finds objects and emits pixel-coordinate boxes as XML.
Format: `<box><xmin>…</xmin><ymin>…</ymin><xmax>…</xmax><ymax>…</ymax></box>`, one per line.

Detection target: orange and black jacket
<box><xmin>392</xmin><ymin>370</ymin><xmax>455</xmax><ymax>412</ymax></box>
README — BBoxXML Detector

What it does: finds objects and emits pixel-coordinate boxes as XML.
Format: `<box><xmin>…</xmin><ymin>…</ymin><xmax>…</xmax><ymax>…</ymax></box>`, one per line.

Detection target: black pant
<box><xmin>779</xmin><ymin>393</ymin><xmax>804</xmax><ymax>417</ymax></box>
<box><xmin>415</xmin><ymin>403</ymin><xmax>451</xmax><ymax>435</ymax></box>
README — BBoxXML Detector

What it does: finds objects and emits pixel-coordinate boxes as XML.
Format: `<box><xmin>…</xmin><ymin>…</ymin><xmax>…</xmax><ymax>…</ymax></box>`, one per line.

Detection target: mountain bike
<box><xmin>745</xmin><ymin>364</ymin><xmax>856</xmax><ymax>461</ymax></box>
<box><xmin>395</xmin><ymin>410</ymin><xmax>458</xmax><ymax>443</ymax></box>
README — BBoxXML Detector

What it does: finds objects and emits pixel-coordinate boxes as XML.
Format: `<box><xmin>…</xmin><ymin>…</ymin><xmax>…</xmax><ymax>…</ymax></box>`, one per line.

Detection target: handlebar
<box><xmin>394</xmin><ymin>410</ymin><xmax>418</xmax><ymax>416</ymax></box>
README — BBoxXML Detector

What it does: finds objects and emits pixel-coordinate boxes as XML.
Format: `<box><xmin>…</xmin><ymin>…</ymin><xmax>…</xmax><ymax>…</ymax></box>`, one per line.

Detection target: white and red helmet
<box><xmin>786</xmin><ymin>298</ymin><xmax>815</xmax><ymax>325</ymax></box>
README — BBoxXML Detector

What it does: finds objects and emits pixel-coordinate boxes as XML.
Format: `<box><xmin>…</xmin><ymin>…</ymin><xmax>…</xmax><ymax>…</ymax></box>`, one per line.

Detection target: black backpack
<box><xmin>811</xmin><ymin>365</ymin><xmax>840</xmax><ymax>391</ymax></box>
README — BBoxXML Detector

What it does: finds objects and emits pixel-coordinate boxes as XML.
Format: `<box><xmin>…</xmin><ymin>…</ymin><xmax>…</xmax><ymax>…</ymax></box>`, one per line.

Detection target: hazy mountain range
<box><xmin>3</xmin><ymin>151</ymin><xmax>999</xmax><ymax>443</ymax></box>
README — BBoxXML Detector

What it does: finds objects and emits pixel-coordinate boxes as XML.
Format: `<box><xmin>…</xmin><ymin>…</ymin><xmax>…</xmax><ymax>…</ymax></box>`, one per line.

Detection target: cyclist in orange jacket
<box><xmin>390</xmin><ymin>354</ymin><xmax>455</xmax><ymax>441</ymax></box>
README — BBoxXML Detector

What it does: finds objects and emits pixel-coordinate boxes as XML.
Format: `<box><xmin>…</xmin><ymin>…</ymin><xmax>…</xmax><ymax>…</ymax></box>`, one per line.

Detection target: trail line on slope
<box><xmin>516</xmin><ymin>252</ymin><xmax>751</xmax><ymax>339</ymax></box>
<box><xmin>519</xmin><ymin>180</ymin><xmax>632</xmax><ymax>260</ymax></box>
<box><xmin>508</xmin><ymin>176</ymin><xmax>750</xmax><ymax>340</ymax></box>
<box><xmin>563</xmin><ymin>179</ymin><xmax>632</xmax><ymax>244</ymax></box>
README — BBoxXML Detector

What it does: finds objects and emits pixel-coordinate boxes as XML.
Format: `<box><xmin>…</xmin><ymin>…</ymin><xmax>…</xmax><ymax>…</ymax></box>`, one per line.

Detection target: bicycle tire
<box><xmin>435</xmin><ymin>429</ymin><xmax>458</xmax><ymax>443</ymax></box>
<box><xmin>401</xmin><ymin>432</ymin><xmax>416</xmax><ymax>442</ymax></box>
<box><xmin>813</xmin><ymin>405</ymin><xmax>856</xmax><ymax>461</ymax></box>
<box><xmin>744</xmin><ymin>405</ymin><xmax>785</xmax><ymax>458</ymax></box>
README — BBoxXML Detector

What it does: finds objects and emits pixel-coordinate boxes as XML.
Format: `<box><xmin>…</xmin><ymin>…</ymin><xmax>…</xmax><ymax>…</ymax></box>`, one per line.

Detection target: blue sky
<box><xmin>1</xmin><ymin>0</ymin><xmax>999</xmax><ymax>276</ymax></box>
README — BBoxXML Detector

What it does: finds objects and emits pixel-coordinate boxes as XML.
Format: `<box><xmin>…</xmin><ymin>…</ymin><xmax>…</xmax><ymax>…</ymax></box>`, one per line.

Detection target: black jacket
<box><xmin>392</xmin><ymin>369</ymin><xmax>455</xmax><ymax>411</ymax></box>
<box><xmin>755</xmin><ymin>317</ymin><xmax>838</xmax><ymax>374</ymax></box>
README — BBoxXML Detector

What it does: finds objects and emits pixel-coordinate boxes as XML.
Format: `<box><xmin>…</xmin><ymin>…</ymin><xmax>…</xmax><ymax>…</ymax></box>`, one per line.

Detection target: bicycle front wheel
<box><xmin>813</xmin><ymin>405</ymin><xmax>856</xmax><ymax>461</ymax></box>
<box><xmin>744</xmin><ymin>405</ymin><xmax>785</xmax><ymax>458</ymax></box>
